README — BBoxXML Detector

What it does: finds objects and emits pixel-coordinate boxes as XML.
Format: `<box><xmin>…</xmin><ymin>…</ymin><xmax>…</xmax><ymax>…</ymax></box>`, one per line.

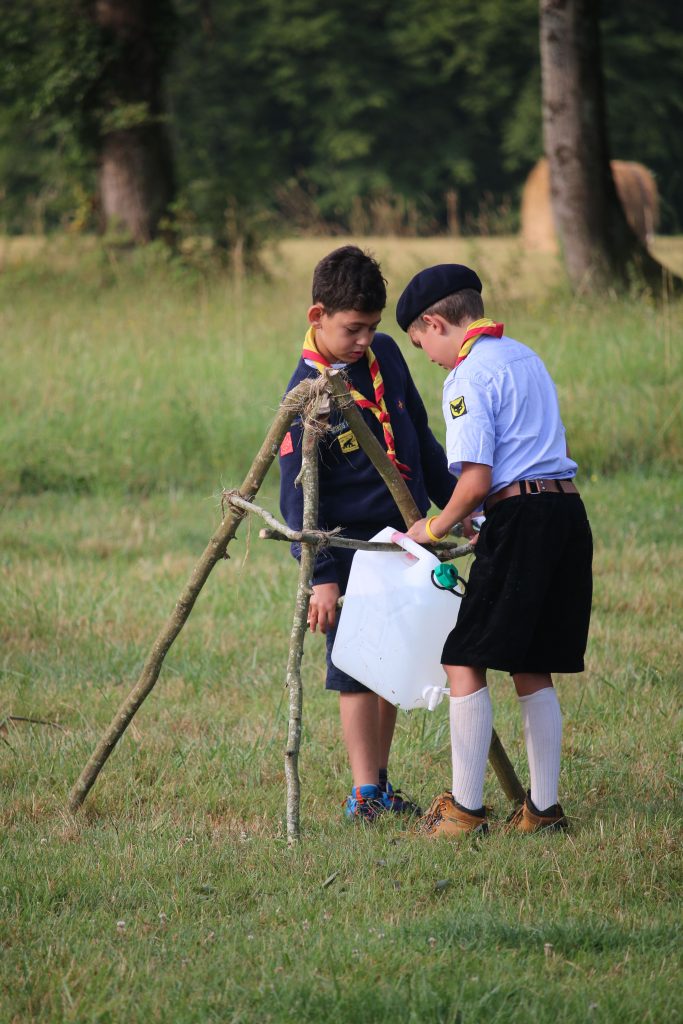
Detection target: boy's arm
<box><xmin>307</xmin><ymin>582</ymin><xmax>340</xmax><ymax>634</ymax></box>
<box><xmin>407</xmin><ymin>463</ymin><xmax>492</xmax><ymax>544</ymax></box>
<box><xmin>403</xmin><ymin>362</ymin><xmax>455</xmax><ymax>509</ymax></box>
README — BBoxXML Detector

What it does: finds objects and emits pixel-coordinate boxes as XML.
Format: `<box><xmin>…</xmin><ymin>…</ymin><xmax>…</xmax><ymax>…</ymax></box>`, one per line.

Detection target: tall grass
<box><xmin>1</xmin><ymin>235</ymin><xmax>681</xmax><ymax>498</ymax></box>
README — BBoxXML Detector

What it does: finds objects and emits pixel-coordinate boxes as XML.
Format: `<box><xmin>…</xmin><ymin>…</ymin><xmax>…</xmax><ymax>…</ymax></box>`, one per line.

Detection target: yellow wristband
<box><xmin>425</xmin><ymin>516</ymin><xmax>445</xmax><ymax>543</ymax></box>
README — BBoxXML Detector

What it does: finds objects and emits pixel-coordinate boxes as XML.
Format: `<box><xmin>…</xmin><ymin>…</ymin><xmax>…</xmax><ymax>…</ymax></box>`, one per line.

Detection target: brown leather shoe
<box><xmin>506</xmin><ymin>793</ymin><xmax>568</xmax><ymax>834</ymax></box>
<box><xmin>419</xmin><ymin>791</ymin><xmax>489</xmax><ymax>837</ymax></box>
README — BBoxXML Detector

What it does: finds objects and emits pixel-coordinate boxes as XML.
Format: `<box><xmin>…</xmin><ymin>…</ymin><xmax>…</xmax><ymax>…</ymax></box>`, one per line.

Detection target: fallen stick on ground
<box><xmin>1</xmin><ymin>714</ymin><xmax>67</xmax><ymax>732</ymax></box>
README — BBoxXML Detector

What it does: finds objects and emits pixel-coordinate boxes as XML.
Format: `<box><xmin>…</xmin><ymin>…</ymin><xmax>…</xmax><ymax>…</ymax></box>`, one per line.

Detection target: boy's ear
<box><xmin>307</xmin><ymin>303</ymin><xmax>325</xmax><ymax>326</ymax></box>
<box><xmin>422</xmin><ymin>313</ymin><xmax>447</xmax><ymax>334</ymax></box>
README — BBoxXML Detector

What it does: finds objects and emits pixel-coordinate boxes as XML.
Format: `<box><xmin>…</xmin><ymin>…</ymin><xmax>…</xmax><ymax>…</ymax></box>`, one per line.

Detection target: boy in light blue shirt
<box><xmin>442</xmin><ymin>333</ymin><xmax>578</xmax><ymax>492</ymax></box>
<box><xmin>396</xmin><ymin>264</ymin><xmax>593</xmax><ymax>836</ymax></box>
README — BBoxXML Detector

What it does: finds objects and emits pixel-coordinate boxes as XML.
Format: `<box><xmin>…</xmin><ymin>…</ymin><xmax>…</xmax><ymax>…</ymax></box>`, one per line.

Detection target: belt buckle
<box><xmin>528</xmin><ymin>479</ymin><xmax>547</xmax><ymax>495</ymax></box>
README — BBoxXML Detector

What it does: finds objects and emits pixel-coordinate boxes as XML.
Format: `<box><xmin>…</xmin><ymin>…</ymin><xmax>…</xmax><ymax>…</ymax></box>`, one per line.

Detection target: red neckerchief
<box><xmin>302</xmin><ymin>325</ymin><xmax>411</xmax><ymax>478</ymax></box>
<box><xmin>455</xmin><ymin>318</ymin><xmax>504</xmax><ymax>367</ymax></box>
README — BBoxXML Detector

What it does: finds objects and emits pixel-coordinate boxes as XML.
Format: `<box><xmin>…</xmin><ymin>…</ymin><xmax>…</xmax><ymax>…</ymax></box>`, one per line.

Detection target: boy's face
<box><xmin>308</xmin><ymin>306</ymin><xmax>382</xmax><ymax>364</ymax></box>
<box><xmin>409</xmin><ymin>317</ymin><xmax>461</xmax><ymax>370</ymax></box>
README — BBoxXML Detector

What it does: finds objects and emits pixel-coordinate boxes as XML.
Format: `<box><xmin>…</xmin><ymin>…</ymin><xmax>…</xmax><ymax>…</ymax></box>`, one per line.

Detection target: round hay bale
<box><xmin>520</xmin><ymin>158</ymin><xmax>659</xmax><ymax>250</ymax></box>
<box><xmin>611</xmin><ymin>161</ymin><xmax>659</xmax><ymax>245</ymax></box>
<box><xmin>520</xmin><ymin>158</ymin><xmax>557</xmax><ymax>252</ymax></box>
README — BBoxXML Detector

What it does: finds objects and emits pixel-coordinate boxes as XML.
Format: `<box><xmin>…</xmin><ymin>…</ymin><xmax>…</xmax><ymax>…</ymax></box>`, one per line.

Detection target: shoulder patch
<box><xmin>328</xmin><ymin>418</ymin><xmax>350</xmax><ymax>435</ymax></box>
<box><xmin>279</xmin><ymin>432</ymin><xmax>294</xmax><ymax>456</ymax></box>
<box><xmin>449</xmin><ymin>396</ymin><xmax>467</xmax><ymax>419</ymax></box>
<box><xmin>338</xmin><ymin>429</ymin><xmax>359</xmax><ymax>454</ymax></box>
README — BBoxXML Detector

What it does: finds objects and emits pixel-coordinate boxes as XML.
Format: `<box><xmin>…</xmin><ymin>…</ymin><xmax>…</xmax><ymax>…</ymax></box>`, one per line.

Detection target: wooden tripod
<box><xmin>68</xmin><ymin>373</ymin><xmax>524</xmax><ymax>838</ymax></box>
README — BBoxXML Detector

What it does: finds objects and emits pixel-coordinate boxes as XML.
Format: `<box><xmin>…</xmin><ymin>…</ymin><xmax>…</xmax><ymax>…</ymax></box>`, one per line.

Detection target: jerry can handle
<box><xmin>389</xmin><ymin>530</ymin><xmax>434</xmax><ymax>563</ymax></box>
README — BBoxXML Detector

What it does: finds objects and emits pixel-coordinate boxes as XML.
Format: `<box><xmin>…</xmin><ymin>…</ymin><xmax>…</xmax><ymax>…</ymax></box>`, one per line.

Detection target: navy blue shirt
<box><xmin>279</xmin><ymin>332</ymin><xmax>454</xmax><ymax>586</ymax></box>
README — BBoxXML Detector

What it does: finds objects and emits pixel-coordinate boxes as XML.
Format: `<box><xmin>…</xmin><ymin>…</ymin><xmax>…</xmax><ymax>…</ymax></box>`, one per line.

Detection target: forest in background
<box><xmin>2</xmin><ymin>0</ymin><xmax>683</xmax><ymax>245</ymax></box>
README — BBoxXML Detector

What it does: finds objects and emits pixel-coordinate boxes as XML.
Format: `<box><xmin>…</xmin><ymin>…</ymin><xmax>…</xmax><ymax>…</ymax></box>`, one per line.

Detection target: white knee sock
<box><xmin>518</xmin><ymin>688</ymin><xmax>563</xmax><ymax>810</ymax></box>
<box><xmin>450</xmin><ymin>688</ymin><xmax>493</xmax><ymax>811</ymax></box>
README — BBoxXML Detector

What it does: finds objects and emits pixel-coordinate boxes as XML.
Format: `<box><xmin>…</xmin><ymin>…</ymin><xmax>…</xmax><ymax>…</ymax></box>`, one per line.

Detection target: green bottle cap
<box><xmin>433</xmin><ymin>563</ymin><xmax>459</xmax><ymax>590</ymax></box>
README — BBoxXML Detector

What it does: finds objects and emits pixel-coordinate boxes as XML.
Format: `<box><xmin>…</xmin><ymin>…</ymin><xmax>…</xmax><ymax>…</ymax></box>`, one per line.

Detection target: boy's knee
<box><xmin>444</xmin><ymin>665</ymin><xmax>487</xmax><ymax>697</ymax></box>
<box><xmin>512</xmin><ymin>673</ymin><xmax>552</xmax><ymax>696</ymax></box>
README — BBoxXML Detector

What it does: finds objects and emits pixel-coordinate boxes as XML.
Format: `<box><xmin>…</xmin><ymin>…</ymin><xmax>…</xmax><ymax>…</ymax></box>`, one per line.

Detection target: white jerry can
<box><xmin>331</xmin><ymin>527</ymin><xmax>465</xmax><ymax>710</ymax></box>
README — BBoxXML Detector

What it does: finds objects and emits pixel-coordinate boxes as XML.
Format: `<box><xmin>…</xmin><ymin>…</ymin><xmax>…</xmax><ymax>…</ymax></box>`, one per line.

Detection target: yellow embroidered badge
<box><xmin>449</xmin><ymin>396</ymin><xmax>467</xmax><ymax>418</ymax></box>
<box><xmin>338</xmin><ymin>430</ymin><xmax>360</xmax><ymax>454</ymax></box>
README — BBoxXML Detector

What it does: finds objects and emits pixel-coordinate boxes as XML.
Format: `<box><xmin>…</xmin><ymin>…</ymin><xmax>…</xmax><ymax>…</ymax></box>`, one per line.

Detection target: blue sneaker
<box><xmin>381</xmin><ymin>781</ymin><xmax>422</xmax><ymax>818</ymax></box>
<box><xmin>344</xmin><ymin>784</ymin><xmax>385</xmax><ymax>822</ymax></box>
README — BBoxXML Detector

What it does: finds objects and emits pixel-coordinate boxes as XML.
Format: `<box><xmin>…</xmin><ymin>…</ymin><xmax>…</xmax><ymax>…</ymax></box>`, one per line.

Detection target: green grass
<box><xmin>1</xmin><ymin>237</ymin><xmax>682</xmax><ymax>1022</ymax></box>
<box><xmin>1</xmin><ymin>235</ymin><xmax>681</xmax><ymax>498</ymax></box>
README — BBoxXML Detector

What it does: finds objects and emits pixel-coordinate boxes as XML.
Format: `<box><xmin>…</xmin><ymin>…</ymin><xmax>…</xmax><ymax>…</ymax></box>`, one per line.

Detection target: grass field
<box><xmin>1</xmin><ymin>236</ymin><xmax>682</xmax><ymax>1022</ymax></box>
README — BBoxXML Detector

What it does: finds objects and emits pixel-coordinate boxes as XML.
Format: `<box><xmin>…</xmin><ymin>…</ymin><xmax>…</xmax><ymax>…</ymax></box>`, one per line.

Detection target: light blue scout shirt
<box><xmin>442</xmin><ymin>333</ymin><xmax>578</xmax><ymax>497</ymax></box>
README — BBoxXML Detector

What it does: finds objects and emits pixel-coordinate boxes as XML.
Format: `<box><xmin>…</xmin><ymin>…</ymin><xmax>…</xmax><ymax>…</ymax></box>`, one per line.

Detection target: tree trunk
<box><xmin>539</xmin><ymin>0</ymin><xmax>673</xmax><ymax>293</ymax></box>
<box><xmin>95</xmin><ymin>0</ymin><xmax>175</xmax><ymax>242</ymax></box>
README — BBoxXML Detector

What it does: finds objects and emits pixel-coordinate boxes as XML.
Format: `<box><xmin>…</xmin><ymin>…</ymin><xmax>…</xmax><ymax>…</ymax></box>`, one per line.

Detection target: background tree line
<box><xmin>2</xmin><ymin>0</ymin><xmax>682</xmax><ymax>246</ymax></box>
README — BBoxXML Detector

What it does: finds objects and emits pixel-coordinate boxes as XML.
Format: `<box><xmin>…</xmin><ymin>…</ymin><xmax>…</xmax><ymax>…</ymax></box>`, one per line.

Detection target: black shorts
<box><xmin>441</xmin><ymin>493</ymin><xmax>593</xmax><ymax>674</ymax></box>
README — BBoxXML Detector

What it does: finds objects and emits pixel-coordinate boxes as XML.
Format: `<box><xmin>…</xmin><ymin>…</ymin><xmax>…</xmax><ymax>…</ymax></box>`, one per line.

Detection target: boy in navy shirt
<box><xmin>396</xmin><ymin>264</ymin><xmax>592</xmax><ymax>835</ymax></box>
<box><xmin>279</xmin><ymin>246</ymin><xmax>454</xmax><ymax>821</ymax></box>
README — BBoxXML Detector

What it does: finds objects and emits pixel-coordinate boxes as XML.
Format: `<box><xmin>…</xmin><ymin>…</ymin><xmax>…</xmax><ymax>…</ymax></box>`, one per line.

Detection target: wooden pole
<box><xmin>67</xmin><ymin>379</ymin><xmax>318</xmax><ymax>812</ymax></box>
<box><xmin>489</xmin><ymin>731</ymin><xmax>526</xmax><ymax>805</ymax></box>
<box><xmin>223</xmin><ymin>493</ymin><xmax>473</xmax><ymax>560</ymax></box>
<box><xmin>325</xmin><ymin>370</ymin><xmax>422</xmax><ymax>527</ymax></box>
<box><xmin>284</xmin><ymin>413</ymin><xmax>320</xmax><ymax>843</ymax></box>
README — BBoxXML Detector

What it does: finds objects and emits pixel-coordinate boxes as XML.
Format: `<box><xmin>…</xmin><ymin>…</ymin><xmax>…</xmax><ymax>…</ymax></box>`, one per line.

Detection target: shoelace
<box><xmin>386</xmin><ymin>787</ymin><xmax>419</xmax><ymax>809</ymax></box>
<box><xmin>343</xmin><ymin>795</ymin><xmax>384</xmax><ymax>817</ymax></box>
<box><xmin>420</xmin><ymin>796</ymin><xmax>450</xmax><ymax>832</ymax></box>
<box><xmin>505</xmin><ymin>805</ymin><xmax>524</xmax><ymax>826</ymax></box>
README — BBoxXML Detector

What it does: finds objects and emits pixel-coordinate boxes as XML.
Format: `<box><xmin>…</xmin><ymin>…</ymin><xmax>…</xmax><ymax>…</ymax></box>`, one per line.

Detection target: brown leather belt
<box><xmin>484</xmin><ymin>478</ymin><xmax>579</xmax><ymax>514</ymax></box>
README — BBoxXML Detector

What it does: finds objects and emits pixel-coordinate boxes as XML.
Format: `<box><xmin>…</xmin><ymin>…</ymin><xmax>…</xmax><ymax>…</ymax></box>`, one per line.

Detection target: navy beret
<box><xmin>395</xmin><ymin>264</ymin><xmax>482</xmax><ymax>331</ymax></box>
